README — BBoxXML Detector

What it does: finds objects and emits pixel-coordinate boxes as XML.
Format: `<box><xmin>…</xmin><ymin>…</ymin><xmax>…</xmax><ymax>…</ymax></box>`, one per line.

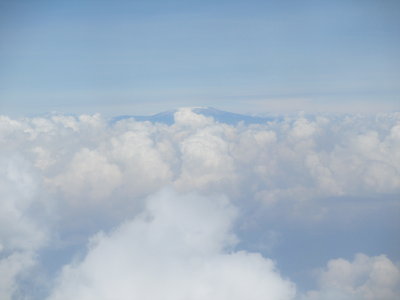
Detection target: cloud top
<box><xmin>304</xmin><ymin>253</ymin><xmax>400</xmax><ymax>300</ymax></box>
<box><xmin>0</xmin><ymin>108</ymin><xmax>399</xmax><ymax>299</ymax></box>
<box><xmin>48</xmin><ymin>190</ymin><xmax>296</xmax><ymax>300</ymax></box>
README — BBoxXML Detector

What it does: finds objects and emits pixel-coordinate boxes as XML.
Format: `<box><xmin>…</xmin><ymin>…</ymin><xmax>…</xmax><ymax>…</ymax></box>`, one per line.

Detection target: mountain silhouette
<box><xmin>112</xmin><ymin>107</ymin><xmax>279</xmax><ymax>125</ymax></box>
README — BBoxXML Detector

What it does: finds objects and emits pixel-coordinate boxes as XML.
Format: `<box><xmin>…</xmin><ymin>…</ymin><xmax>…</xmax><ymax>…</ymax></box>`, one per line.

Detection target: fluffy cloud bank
<box><xmin>303</xmin><ymin>253</ymin><xmax>400</xmax><ymax>300</ymax></box>
<box><xmin>48</xmin><ymin>190</ymin><xmax>296</xmax><ymax>300</ymax></box>
<box><xmin>0</xmin><ymin>108</ymin><xmax>399</xmax><ymax>299</ymax></box>
<box><xmin>2</xmin><ymin>109</ymin><xmax>399</xmax><ymax>210</ymax></box>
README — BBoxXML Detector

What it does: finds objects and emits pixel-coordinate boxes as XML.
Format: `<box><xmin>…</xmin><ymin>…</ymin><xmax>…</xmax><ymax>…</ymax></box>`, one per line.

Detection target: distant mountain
<box><xmin>111</xmin><ymin>107</ymin><xmax>278</xmax><ymax>125</ymax></box>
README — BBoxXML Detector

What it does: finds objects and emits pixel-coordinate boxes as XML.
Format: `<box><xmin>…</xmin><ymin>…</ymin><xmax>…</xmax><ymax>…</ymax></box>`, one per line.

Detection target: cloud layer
<box><xmin>3</xmin><ymin>110</ymin><xmax>399</xmax><ymax>208</ymax></box>
<box><xmin>0</xmin><ymin>108</ymin><xmax>399</xmax><ymax>299</ymax></box>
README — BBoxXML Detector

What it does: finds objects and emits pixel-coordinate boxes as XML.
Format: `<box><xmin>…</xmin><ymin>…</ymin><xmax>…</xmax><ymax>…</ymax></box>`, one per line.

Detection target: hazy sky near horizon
<box><xmin>1</xmin><ymin>0</ymin><xmax>400</xmax><ymax>116</ymax></box>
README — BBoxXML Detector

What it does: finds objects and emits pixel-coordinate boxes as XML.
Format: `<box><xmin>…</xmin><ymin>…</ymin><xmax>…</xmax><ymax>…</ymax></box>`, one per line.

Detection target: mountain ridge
<box><xmin>111</xmin><ymin>107</ymin><xmax>278</xmax><ymax>125</ymax></box>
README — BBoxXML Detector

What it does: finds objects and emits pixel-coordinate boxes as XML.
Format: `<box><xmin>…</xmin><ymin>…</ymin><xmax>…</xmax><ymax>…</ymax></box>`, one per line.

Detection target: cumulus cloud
<box><xmin>302</xmin><ymin>253</ymin><xmax>400</xmax><ymax>300</ymax></box>
<box><xmin>47</xmin><ymin>189</ymin><xmax>295</xmax><ymax>300</ymax></box>
<box><xmin>2</xmin><ymin>109</ymin><xmax>399</xmax><ymax>211</ymax></box>
<box><xmin>0</xmin><ymin>108</ymin><xmax>399</xmax><ymax>299</ymax></box>
<box><xmin>49</xmin><ymin>148</ymin><xmax>122</xmax><ymax>202</ymax></box>
<box><xmin>0</xmin><ymin>156</ymin><xmax>47</xmax><ymax>299</ymax></box>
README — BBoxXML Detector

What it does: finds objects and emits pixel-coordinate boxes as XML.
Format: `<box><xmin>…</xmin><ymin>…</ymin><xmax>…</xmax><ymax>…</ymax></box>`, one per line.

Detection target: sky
<box><xmin>1</xmin><ymin>0</ymin><xmax>400</xmax><ymax>116</ymax></box>
<box><xmin>1</xmin><ymin>1</ymin><xmax>400</xmax><ymax>300</ymax></box>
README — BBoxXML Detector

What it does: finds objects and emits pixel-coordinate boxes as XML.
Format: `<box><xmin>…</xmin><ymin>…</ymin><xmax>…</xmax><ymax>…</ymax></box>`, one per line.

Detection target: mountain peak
<box><xmin>111</xmin><ymin>107</ymin><xmax>277</xmax><ymax>125</ymax></box>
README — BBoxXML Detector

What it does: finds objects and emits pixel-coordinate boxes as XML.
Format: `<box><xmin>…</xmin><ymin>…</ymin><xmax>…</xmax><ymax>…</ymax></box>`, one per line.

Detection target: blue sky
<box><xmin>1</xmin><ymin>0</ymin><xmax>399</xmax><ymax>116</ymax></box>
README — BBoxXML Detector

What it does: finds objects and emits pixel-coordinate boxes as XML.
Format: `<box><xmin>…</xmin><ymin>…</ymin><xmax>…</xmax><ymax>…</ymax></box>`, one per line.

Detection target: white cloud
<box><xmin>0</xmin><ymin>109</ymin><xmax>399</xmax><ymax>299</ymax></box>
<box><xmin>303</xmin><ymin>253</ymin><xmax>400</xmax><ymax>300</ymax></box>
<box><xmin>173</xmin><ymin>107</ymin><xmax>214</xmax><ymax>127</ymax></box>
<box><xmin>47</xmin><ymin>189</ymin><xmax>296</xmax><ymax>300</ymax></box>
<box><xmin>1</xmin><ymin>110</ymin><xmax>399</xmax><ymax>225</ymax></box>
<box><xmin>0</xmin><ymin>251</ymin><xmax>35</xmax><ymax>300</ymax></box>
<box><xmin>2</xmin><ymin>109</ymin><xmax>399</xmax><ymax>210</ymax></box>
<box><xmin>0</xmin><ymin>156</ymin><xmax>47</xmax><ymax>300</ymax></box>
<box><xmin>49</xmin><ymin>148</ymin><xmax>122</xmax><ymax>202</ymax></box>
